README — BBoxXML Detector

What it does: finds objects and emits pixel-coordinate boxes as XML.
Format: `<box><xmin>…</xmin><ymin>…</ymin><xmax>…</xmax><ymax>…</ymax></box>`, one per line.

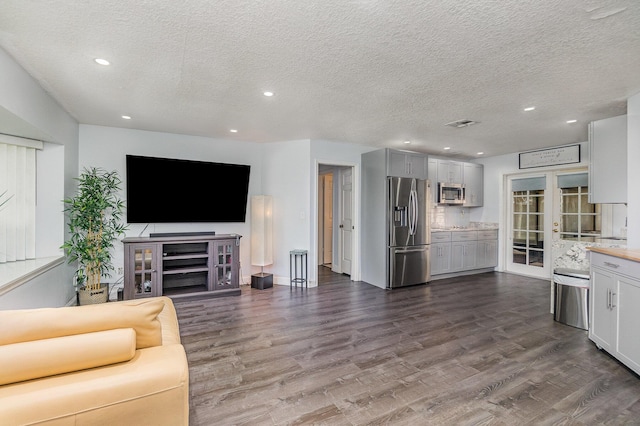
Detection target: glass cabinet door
<box><xmin>133</xmin><ymin>245</ymin><xmax>158</xmax><ymax>297</ymax></box>
<box><xmin>215</xmin><ymin>242</ymin><xmax>235</xmax><ymax>290</ymax></box>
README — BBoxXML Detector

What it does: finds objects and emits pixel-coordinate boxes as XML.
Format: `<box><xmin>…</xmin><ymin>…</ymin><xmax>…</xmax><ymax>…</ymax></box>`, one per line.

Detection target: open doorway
<box><xmin>317</xmin><ymin>164</ymin><xmax>354</xmax><ymax>285</ymax></box>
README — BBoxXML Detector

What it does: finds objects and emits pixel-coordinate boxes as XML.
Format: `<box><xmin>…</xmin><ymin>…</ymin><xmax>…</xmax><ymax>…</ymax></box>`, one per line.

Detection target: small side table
<box><xmin>289</xmin><ymin>249</ymin><xmax>308</xmax><ymax>288</ymax></box>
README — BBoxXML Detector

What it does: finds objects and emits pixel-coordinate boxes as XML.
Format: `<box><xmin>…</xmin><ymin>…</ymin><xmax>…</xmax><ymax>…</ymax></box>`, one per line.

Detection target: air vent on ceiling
<box><xmin>445</xmin><ymin>119</ymin><xmax>480</xmax><ymax>128</ymax></box>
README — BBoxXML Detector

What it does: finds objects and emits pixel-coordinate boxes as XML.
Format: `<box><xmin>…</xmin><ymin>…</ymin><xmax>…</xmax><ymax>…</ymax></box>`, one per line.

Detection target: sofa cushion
<box><xmin>0</xmin><ymin>298</ymin><xmax>165</xmax><ymax>349</ymax></box>
<box><xmin>0</xmin><ymin>328</ymin><xmax>136</xmax><ymax>386</ymax></box>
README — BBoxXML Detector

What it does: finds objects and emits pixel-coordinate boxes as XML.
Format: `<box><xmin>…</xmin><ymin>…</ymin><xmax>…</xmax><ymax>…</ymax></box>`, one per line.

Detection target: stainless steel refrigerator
<box><xmin>388</xmin><ymin>177</ymin><xmax>431</xmax><ymax>288</ymax></box>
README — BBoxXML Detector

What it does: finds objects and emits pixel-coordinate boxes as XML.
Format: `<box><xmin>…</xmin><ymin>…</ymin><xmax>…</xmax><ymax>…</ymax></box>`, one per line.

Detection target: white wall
<box><xmin>628</xmin><ymin>92</ymin><xmax>640</xmax><ymax>248</ymax></box>
<box><xmin>36</xmin><ymin>143</ymin><xmax>65</xmax><ymax>258</ymax></box>
<box><xmin>0</xmin><ymin>47</ymin><xmax>79</xmax><ymax>308</ymax></box>
<box><xmin>79</xmin><ymin>124</ymin><xmax>265</xmax><ymax>285</ymax></box>
<box><xmin>261</xmin><ymin>140</ymin><xmax>311</xmax><ymax>284</ymax></box>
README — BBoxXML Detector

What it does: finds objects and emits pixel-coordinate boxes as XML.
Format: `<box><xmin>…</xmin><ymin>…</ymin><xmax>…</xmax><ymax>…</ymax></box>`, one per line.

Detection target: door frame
<box><xmin>313</xmin><ymin>160</ymin><xmax>359</xmax><ymax>282</ymax></box>
<box><xmin>317</xmin><ymin>171</ymin><xmax>334</xmax><ymax>266</ymax></box>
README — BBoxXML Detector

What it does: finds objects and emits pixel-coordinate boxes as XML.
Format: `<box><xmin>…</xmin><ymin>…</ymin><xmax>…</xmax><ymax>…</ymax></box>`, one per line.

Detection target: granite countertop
<box><xmin>588</xmin><ymin>247</ymin><xmax>640</xmax><ymax>263</ymax></box>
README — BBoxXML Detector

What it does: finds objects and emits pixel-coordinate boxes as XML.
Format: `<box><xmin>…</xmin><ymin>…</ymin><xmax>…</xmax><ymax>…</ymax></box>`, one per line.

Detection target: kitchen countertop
<box><xmin>431</xmin><ymin>226</ymin><xmax>499</xmax><ymax>232</ymax></box>
<box><xmin>588</xmin><ymin>247</ymin><xmax>640</xmax><ymax>263</ymax></box>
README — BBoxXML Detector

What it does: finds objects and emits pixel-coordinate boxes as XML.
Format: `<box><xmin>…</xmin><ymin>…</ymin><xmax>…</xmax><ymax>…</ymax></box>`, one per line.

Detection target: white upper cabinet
<box><xmin>589</xmin><ymin>114</ymin><xmax>627</xmax><ymax>204</ymax></box>
<box><xmin>386</xmin><ymin>149</ymin><xmax>428</xmax><ymax>179</ymax></box>
<box><xmin>436</xmin><ymin>160</ymin><xmax>463</xmax><ymax>183</ymax></box>
<box><xmin>463</xmin><ymin>163</ymin><xmax>483</xmax><ymax>207</ymax></box>
<box><xmin>429</xmin><ymin>158</ymin><xmax>484</xmax><ymax>207</ymax></box>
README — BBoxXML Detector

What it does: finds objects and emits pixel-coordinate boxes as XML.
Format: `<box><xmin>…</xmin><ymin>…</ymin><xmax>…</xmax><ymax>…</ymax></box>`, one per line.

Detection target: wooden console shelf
<box><xmin>122</xmin><ymin>233</ymin><xmax>241</xmax><ymax>301</ymax></box>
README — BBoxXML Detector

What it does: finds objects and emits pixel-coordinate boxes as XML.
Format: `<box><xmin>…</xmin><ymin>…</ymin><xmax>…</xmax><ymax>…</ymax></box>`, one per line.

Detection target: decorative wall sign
<box><xmin>519</xmin><ymin>144</ymin><xmax>581</xmax><ymax>169</ymax></box>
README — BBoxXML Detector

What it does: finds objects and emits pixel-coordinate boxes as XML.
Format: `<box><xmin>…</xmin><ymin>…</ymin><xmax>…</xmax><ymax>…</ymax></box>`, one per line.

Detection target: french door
<box><xmin>507</xmin><ymin>174</ymin><xmax>551</xmax><ymax>278</ymax></box>
<box><xmin>506</xmin><ymin>168</ymin><xmax>599</xmax><ymax>279</ymax></box>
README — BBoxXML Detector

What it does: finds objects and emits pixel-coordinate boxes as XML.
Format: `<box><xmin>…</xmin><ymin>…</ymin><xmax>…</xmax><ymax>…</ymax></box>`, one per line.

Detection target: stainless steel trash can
<box><xmin>554</xmin><ymin>268</ymin><xmax>590</xmax><ymax>330</ymax></box>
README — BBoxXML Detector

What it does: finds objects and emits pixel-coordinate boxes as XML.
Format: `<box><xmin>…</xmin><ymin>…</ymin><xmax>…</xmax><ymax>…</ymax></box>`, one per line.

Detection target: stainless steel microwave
<box><xmin>438</xmin><ymin>182</ymin><xmax>465</xmax><ymax>204</ymax></box>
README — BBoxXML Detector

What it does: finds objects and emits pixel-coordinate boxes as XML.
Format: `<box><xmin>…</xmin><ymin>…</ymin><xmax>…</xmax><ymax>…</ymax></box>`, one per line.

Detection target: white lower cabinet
<box><xmin>430</xmin><ymin>229</ymin><xmax>497</xmax><ymax>278</ymax></box>
<box><xmin>589</xmin><ymin>252</ymin><xmax>640</xmax><ymax>376</ymax></box>
<box><xmin>451</xmin><ymin>241</ymin><xmax>476</xmax><ymax>271</ymax></box>
<box><xmin>431</xmin><ymin>242</ymin><xmax>451</xmax><ymax>275</ymax></box>
<box><xmin>476</xmin><ymin>232</ymin><xmax>498</xmax><ymax>268</ymax></box>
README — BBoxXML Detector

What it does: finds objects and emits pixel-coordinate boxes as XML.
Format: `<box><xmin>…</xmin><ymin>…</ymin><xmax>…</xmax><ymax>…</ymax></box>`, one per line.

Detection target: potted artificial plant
<box><xmin>62</xmin><ymin>167</ymin><xmax>127</xmax><ymax>305</ymax></box>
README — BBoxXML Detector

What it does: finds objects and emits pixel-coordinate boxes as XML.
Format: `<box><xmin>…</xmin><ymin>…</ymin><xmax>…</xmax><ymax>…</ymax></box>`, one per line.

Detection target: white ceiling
<box><xmin>1</xmin><ymin>0</ymin><xmax>639</xmax><ymax>159</ymax></box>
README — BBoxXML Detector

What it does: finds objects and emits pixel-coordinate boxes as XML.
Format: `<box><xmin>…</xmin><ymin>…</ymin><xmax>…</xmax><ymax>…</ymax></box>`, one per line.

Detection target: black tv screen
<box><xmin>126</xmin><ymin>155</ymin><xmax>250</xmax><ymax>223</ymax></box>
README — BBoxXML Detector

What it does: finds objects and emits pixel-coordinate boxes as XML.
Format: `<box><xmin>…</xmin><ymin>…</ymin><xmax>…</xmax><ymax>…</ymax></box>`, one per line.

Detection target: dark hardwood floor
<box><xmin>174</xmin><ymin>271</ymin><xmax>640</xmax><ymax>425</ymax></box>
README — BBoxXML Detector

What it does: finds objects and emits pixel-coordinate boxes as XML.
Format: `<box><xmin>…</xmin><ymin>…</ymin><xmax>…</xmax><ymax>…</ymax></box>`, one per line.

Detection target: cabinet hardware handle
<box><xmin>604</xmin><ymin>261</ymin><xmax>620</xmax><ymax>269</ymax></box>
<box><xmin>611</xmin><ymin>291</ymin><xmax>616</xmax><ymax>309</ymax></box>
<box><xmin>607</xmin><ymin>288</ymin><xmax>611</xmax><ymax>310</ymax></box>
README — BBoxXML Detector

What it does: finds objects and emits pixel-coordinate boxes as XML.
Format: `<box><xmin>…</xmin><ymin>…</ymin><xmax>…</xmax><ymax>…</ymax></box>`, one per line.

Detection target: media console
<box><xmin>122</xmin><ymin>233</ymin><xmax>241</xmax><ymax>301</ymax></box>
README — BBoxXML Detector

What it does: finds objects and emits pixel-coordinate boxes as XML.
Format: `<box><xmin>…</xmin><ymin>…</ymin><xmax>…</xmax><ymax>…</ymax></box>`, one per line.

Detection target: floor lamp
<box><xmin>250</xmin><ymin>195</ymin><xmax>273</xmax><ymax>289</ymax></box>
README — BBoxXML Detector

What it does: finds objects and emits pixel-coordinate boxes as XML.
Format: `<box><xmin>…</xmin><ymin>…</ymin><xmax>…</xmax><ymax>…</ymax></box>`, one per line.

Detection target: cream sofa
<box><xmin>0</xmin><ymin>296</ymin><xmax>189</xmax><ymax>425</ymax></box>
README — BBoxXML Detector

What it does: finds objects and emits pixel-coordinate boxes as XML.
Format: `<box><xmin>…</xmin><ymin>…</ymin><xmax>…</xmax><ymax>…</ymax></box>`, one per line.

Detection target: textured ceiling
<box><xmin>1</xmin><ymin>0</ymin><xmax>639</xmax><ymax>159</ymax></box>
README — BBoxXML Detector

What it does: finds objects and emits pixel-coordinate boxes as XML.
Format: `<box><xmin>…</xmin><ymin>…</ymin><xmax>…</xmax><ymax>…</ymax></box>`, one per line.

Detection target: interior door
<box><xmin>339</xmin><ymin>168</ymin><xmax>353</xmax><ymax>276</ymax></box>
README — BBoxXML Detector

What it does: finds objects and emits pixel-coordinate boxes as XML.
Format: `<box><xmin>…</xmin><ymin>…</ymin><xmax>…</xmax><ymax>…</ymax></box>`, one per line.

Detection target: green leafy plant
<box><xmin>61</xmin><ymin>167</ymin><xmax>127</xmax><ymax>291</ymax></box>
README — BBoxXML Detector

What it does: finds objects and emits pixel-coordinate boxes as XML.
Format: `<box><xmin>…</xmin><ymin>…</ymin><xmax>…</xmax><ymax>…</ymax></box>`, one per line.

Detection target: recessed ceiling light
<box><xmin>94</xmin><ymin>58</ymin><xmax>110</xmax><ymax>66</ymax></box>
<box><xmin>121</xmin><ymin>115</ymin><xmax>131</xmax><ymax>120</ymax></box>
<box><xmin>263</xmin><ymin>91</ymin><xmax>274</xmax><ymax>97</ymax></box>
<box><xmin>566</xmin><ymin>119</ymin><xmax>577</xmax><ymax>124</ymax></box>
<box><xmin>230</xmin><ymin>129</ymin><xmax>238</xmax><ymax>133</ymax></box>
<box><xmin>477</xmin><ymin>152</ymin><xmax>484</xmax><ymax>155</ymax></box>
<box><xmin>404</xmin><ymin>140</ymin><xmax>411</xmax><ymax>144</ymax></box>
<box><xmin>524</xmin><ymin>106</ymin><xmax>536</xmax><ymax>111</ymax></box>
<box><xmin>444</xmin><ymin>147</ymin><xmax>451</xmax><ymax>150</ymax></box>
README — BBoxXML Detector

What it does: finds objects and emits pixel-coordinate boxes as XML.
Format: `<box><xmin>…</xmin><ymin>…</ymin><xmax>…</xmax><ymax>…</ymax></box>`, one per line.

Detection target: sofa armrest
<box><xmin>0</xmin><ymin>328</ymin><xmax>136</xmax><ymax>385</ymax></box>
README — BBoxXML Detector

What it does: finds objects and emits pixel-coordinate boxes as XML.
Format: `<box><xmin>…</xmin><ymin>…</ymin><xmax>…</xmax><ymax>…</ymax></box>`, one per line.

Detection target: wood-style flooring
<box><xmin>173</xmin><ymin>270</ymin><xmax>640</xmax><ymax>425</ymax></box>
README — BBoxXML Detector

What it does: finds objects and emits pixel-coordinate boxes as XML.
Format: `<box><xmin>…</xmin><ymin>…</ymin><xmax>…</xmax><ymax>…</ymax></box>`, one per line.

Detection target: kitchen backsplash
<box><xmin>431</xmin><ymin>205</ymin><xmax>470</xmax><ymax>228</ymax></box>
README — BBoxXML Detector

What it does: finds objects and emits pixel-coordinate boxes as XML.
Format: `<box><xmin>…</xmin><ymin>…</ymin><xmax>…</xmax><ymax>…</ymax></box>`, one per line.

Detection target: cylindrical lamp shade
<box><xmin>250</xmin><ymin>195</ymin><xmax>273</xmax><ymax>266</ymax></box>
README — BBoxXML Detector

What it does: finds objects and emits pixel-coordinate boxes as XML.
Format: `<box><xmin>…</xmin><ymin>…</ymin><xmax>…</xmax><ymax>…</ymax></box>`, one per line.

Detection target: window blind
<box><xmin>0</xmin><ymin>142</ymin><xmax>37</xmax><ymax>263</ymax></box>
<box><xmin>557</xmin><ymin>173</ymin><xmax>588</xmax><ymax>189</ymax></box>
<box><xmin>512</xmin><ymin>176</ymin><xmax>546</xmax><ymax>192</ymax></box>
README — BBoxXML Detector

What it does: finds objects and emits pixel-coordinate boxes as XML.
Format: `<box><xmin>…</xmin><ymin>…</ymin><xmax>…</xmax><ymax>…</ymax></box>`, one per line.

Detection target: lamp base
<box><xmin>251</xmin><ymin>272</ymin><xmax>273</xmax><ymax>290</ymax></box>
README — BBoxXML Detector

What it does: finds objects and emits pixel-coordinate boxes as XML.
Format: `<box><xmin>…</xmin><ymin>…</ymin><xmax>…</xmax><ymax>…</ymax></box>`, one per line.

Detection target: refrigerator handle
<box><xmin>408</xmin><ymin>189</ymin><xmax>416</xmax><ymax>235</ymax></box>
<box><xmin>394</xmin><ymin>247</ymin><xmax>427</xmax><ymax>254</ymax></box>
<box><xmin>410</xmin><ymin>188</ymin><xmax>418</xmax><ymax>235</ymax></box>
<box><xmin>413</xmin><ymin>189</ymin><xmax>420</xmax><ymax>234</ymax></box>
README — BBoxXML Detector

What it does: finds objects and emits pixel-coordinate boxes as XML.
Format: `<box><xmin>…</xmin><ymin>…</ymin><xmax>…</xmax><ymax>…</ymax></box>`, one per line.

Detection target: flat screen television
<box><xmin>126</xmin><ymin>155</ymin><xmax>251</xmax><ymax>223</ymax></box>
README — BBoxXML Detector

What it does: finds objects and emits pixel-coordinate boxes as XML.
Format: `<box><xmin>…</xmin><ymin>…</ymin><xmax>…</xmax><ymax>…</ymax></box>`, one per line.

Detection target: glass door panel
<box><xmin>215</xmin><ymin>242</ymin><xmax>234</xmax><ymax>289</ymax></box>
<box><xmin>133</xmin><ymin>247</ymin><xmax>155</xmax><ymax>296</ymax></box>
<box><xmin>558</xmin><ymin>184</ymin><xmax>602</xmax><ymax>241</ymax></box>
<box><xmin>510</xmin><ymin>190</ymin><xmax>545</xmax><ymax>268</ymax></box>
